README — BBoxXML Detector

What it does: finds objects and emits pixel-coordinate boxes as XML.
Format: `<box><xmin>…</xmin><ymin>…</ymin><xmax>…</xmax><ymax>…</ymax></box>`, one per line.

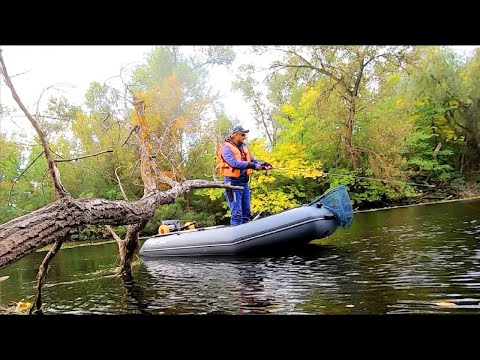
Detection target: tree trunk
<box><xmin>0</xmin><ymin>180</ymin><xmax>234</xmax><ymax>270</ymax></box>
<box><xmin>185</xmin><ymin>191</ymin><xmax>191</xmax><ymax>210</ymax></box>
<box><xmin>117</xmin><ymin>221</ymin><xmax>147</xmax><ymax>276</ymax></box>
<box><xmin>345</xmin><ymin>101</ymin><xmax>359</xmax><ymax>169</ymax></box>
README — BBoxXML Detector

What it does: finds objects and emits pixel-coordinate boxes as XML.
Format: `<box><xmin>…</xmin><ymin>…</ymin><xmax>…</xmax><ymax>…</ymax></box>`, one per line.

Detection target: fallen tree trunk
<box><xmin>0</xmin><ymin>180</ymin><xmax>232</xmax><ymax>270</ymax></box>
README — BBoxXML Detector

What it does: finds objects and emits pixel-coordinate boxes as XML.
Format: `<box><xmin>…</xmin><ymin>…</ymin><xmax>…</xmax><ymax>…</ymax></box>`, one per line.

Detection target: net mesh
<box><xmin>312</xmin><ymin>185</ymin><xmax>353</xmax><ymax>229</ymax></box>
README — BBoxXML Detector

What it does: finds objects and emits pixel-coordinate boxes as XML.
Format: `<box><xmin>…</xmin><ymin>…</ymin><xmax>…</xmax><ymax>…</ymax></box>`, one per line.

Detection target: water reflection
<box><xmin>141</xmin><ymin>257</ymin><xmax>269</xmax><ymax>314</ymax></box>
<box><xmin>117</xmin><ymin>273</ymin><xmax>150</xmax><ymax>315</ymax></box>
<box><xmin>139</xmin><ymin>245</ymin><xmax>359</xmax><ymax>315</ymax></box>
<box><xmin>235</xmin><ymin>261</ymin><xmax>273</xmax><ymax>314</ymax></box>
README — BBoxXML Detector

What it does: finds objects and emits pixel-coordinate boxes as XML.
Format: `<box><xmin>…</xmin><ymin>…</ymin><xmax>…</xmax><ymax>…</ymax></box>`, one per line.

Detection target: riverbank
<box><xmin>36</xmin><ymin>239</ymin><xmax>117</xmax><ymax>253</ymax></box>
<box><xmin>357</xmin><ymin>194</ymin><xmax>480</xmax><ymax>213</ymax></box>
<box><xmin>355</xmin><ymin>185</ymin><xmax>480</xmax><ymax>211</ymax></box>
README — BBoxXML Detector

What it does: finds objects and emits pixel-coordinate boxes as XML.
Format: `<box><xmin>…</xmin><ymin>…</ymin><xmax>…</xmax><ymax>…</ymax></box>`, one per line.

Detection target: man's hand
<box><xmin>261</xmin><ymin>162</ymin><xmax>273</xmax><ymax>170</ymax></box>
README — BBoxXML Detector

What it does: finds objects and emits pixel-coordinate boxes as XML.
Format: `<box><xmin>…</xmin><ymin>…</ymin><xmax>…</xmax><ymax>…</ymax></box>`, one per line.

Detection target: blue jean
<box><xmin>225</xmin><ymin>184</ymin><xmax>251</xmax><ymax>225</ymax></box>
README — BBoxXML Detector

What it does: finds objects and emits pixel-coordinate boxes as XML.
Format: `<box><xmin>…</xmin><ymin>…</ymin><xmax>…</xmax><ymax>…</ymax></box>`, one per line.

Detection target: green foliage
<box><xmin>275</xmin><ymin>81</ymin><xmax>349</xmax><ymax>168</ymax></box>
<box><xmin>104</xmin><ymin>189</ymin><xmax>123</xmax><ymax>200</ymax></box>
<box><xmin>271</xmin><ymin>46</ymin><xmax>415</xmax><ymax>169</ymax></box>
<box><xmin>198</xmin><ymin>46</ymin><xmax>236</xmax><ymax>67</ymax></box>
<box><xmin>403</xmin><ymin>131</ymin><xmax>454</xmax><ymax>182</ymax></box>
<box><xmin>0</xmin><ymin>135</ymin><xmax>24</xmax><ymax>223</ymax></box>
<box><xmin>133</xmin><ymin>46</ymin><xmax>211</xmax><ymax>95</ymax></box>
<box><xmin>232</xmin><ymin>73</ymin><xmax>276</xmax><ymax>146</ymax></box>
<box><xmin>65</xmin><ymin>103</ymin><xmax>141</xmax><ymax>201</ymax></box>
<box><xmin>325</xmin><ymin>168</ymin><xmax>417</xmax><ymax>208</ymax></box>
<box><xmin>5</xmin><ymin>141</ymin><xmax>57</xmax><ymax>215</ymax></box>
<box><xmin>404</xmin><ymin>46</ymin><xmax>480</xmax><ymax>174</ymax></box>
<box><xmin>41</xmin><ymin>96</ymin><xmax>81</xmax><ymax>137</ymax></box>
<box><xmin>85</xmin><ymin>82</ymin><xmax>120</xmax><ymax>113</ymax></box>
<box><xmin>144</xmin><ymin>194</ymin><xmax>221</xmax><ymax>233</ymax></box>
<box><xmin>248</xmin><ymin>139</ymin><xmax>323</xmax><ymax>214</ymax></box>
<box><xmin>355</xmin><ymin>73</ymin><xmax>414</xmax><ymax>179</ymax></box>
<box><xmin>131</xmin><ymin>46</ymin><xmax>232</xmax><ymax>181</ymax></box>
<box><xmin>69</xmin><ymin>225</ymin><xmax>125</xmax><ymax>241</ymax></box>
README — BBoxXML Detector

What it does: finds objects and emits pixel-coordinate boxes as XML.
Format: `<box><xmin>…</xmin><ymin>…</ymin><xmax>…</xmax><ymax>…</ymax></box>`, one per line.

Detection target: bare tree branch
<box><xmin>119</xmin><ymin>125</ymin><xmax>138</xmax><ymax>147</ymax></box>
<box><xmin>0</xmin><ymin>50</ymin><xmax>69</xmax><ymax>198</ymax></box>
<box><xmin>114</xmin><ymin>166</ymin><xmax>129</xmax><ymax>201</ymax></box>
<box><xmin>29</xmin><ymin>237</ymin><xmax>65</xmax><ymax>314</ymax></box>
<box><xmin>55</xmin><ymin>149</ymin><xmax>114</xmax><ymax>163</ymax></box>
<box><xmin>98</xmin><ymin>119</ymin><xmax>121</xmax><ymax>144</ymax></box>
<box><xmin>8</xmin><ymin>150</ymin><xmax>45</xmax><ymax>208</ymax></box>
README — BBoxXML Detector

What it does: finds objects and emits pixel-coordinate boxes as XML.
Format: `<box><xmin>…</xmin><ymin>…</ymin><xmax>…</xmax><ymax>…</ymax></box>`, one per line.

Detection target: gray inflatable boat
<box><xmin>139</xmin><ymin>185</ymin><xmax>353</xmax><ymax>258</ymax></box>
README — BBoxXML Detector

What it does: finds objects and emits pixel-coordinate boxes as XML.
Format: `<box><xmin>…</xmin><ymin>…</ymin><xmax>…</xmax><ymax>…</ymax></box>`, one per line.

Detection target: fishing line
<box><xmin>271</xmin><ymin>168</ymin><xmax>436</xmax><ymax>188</ymax></box>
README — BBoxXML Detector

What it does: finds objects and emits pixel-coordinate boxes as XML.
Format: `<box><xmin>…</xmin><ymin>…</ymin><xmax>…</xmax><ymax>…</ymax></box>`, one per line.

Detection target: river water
<box><xmin>1</xmin><ymin>199</ymin><xmax>479</xmax><ymax>314</ymax></box>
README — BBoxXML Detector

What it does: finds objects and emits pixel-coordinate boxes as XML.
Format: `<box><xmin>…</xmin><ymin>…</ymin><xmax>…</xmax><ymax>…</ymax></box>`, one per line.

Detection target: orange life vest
<box><xmin>216</xmin><ymin>141</ymin><xmax>253</xmax><ymax>177</ymax></box>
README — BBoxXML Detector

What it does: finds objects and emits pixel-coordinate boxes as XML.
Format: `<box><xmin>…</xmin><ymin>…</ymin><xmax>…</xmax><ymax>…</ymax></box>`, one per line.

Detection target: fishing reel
<box><xmin>260</xmin><ymin>162</ymin><xmax>273</xmax><ymax>175</ymax></box>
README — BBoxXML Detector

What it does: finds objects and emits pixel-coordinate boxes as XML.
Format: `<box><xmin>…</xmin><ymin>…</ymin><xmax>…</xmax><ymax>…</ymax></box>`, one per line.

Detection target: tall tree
<box><xmin>269</xmin><ymin>46</ymin><xmax>414</xmax><ymax>169</ymax></box>
<box><xmin>405</xmin><ymin>46</ymin><xmax>480</xmax><ymax>174</ymax></box>
<box><xmin>132</xmin><ymin>46</ymin><xmax>235</xmax><ymax>179</ymax></box>
<box><xmin>233</xmin><ymin>71</ymin><xmax>277</xmax><ymax>147</ymax></box>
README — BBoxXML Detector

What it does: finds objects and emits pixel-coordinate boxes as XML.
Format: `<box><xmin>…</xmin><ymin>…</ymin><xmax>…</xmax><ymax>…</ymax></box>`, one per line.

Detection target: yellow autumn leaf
<box><xmin>15</xmin><ymin>301</ymin><xmax>33</xmax><ymax>313</ymax></box>
<box><xmin>433</xmin><ymin>301</ymin><xmax>457</xmax><ymax>308</ymax></box>
<box><xmin>281</xmin><ymin>103</ymin><xmax>296</xmax><ymax>116</ymax></box>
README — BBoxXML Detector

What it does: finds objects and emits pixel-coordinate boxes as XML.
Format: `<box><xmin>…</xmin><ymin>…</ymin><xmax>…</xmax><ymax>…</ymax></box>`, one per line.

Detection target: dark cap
<box><xmin>232</xmin><ymin>125</ymin><xmax>250</xmax><ymax>134</ymax></box>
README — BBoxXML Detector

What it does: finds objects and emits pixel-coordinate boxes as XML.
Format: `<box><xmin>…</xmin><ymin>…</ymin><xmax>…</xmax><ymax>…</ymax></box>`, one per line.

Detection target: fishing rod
<box><xmin>270</xmin><ymin>167</ymin><xmax>436</xmax><ymax>188</ymax></box>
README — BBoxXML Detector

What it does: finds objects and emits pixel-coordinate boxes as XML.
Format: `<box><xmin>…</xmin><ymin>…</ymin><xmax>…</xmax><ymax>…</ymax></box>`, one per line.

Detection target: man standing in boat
<box><xmin>216</xmin><ymin>125</ymin><xmax>273</xmax><ymax>225</ymax></box>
